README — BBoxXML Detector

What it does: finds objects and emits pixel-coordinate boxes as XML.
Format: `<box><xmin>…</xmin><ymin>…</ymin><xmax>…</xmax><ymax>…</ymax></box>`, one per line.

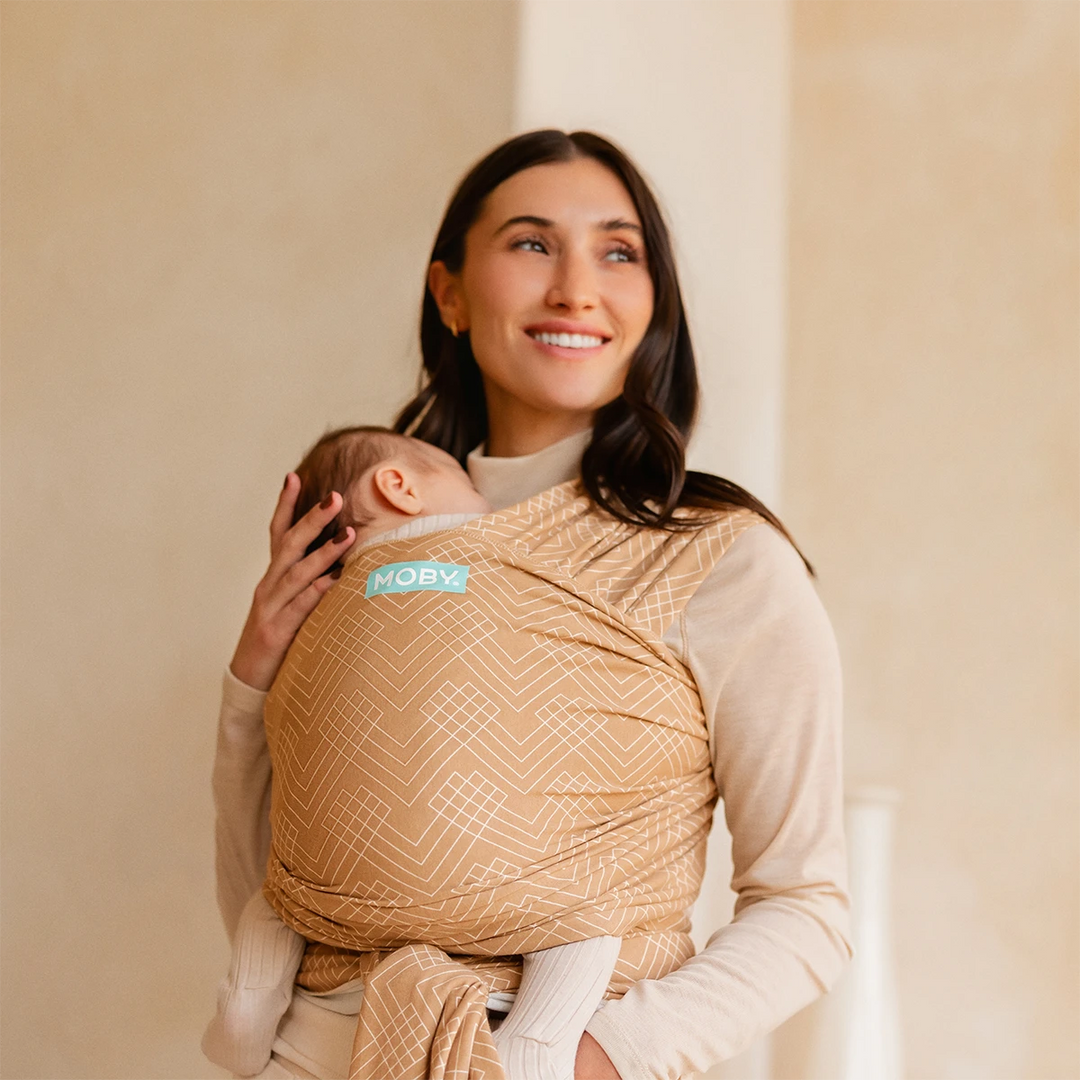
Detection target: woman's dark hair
<box><xmin>394</xmin><ymin>129</ymin><xmax>811</xmax><ymax>572</ymax></box>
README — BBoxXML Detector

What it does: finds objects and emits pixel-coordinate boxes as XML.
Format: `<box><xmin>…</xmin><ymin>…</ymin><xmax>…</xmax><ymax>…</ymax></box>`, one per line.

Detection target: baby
<box><xmin>204</xmin><ymin>426</ymin><xmax>619</xmax><ymax>1080</ymax></box>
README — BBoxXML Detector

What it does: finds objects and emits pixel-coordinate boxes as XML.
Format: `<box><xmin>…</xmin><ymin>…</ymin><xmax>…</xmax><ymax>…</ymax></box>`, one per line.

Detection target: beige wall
<box><xmin>0</xmin><ymin>3</ymin><xmax>516</xmax><ymax>1077</ymax></box>
<box><xmin>781</xmin><ymin>2</ymin><xmax>1079</xmax><ymax>1079</ymax></box>
<box><xmin>3</xmin><ymin>2</ymin><xmax>1078</xmax><ymax>1079</ymax></box>
<box><xmin>1</xmin><ymin>4</ymin><xmax>792</xmax><ymax>1073</ymax></box>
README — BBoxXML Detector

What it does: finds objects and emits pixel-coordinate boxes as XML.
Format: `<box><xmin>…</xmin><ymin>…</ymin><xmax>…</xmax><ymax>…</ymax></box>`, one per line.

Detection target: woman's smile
<box><xmin>525</xmin><ymin>319</ymin><xmax>612</xmax><ymax>356</ymax></box>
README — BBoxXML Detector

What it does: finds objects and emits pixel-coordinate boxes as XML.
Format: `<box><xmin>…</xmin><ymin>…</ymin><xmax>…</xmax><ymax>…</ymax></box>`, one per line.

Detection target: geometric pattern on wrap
<box><xmin>349</xmin><ymin>944</ymin><xmax>506</xmax><ymax>1080</ymax></box>
<box><xmin>263</xmin><ymin>479</ymin><xmax>761</xmax><ymax>1005</ymax></box>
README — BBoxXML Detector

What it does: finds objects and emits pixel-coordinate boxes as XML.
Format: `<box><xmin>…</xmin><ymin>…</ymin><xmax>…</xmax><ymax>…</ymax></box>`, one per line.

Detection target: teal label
<box><xmin>365</xmin><ymin>560</ymin><xmax>470</xmax><ymax>598</ymax></box>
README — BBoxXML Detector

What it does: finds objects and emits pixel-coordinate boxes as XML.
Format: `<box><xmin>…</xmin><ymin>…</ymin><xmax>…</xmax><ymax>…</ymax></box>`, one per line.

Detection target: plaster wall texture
<box><xmin>780</xmin><ymin>3</ymin><xmax>1079</xmax><ymax>1078</ymax></box>
<box><xmin>0</xmin><ymin>3</ymin><xmax>516</xmax><ymax>1077</ymax></box>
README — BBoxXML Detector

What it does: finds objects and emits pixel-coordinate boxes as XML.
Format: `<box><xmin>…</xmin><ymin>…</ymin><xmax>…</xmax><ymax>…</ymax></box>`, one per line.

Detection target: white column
<box><xmin>514</xmin><ymin>0</ymin><xmax>791</xmax><ymax>509</ymax></box>
<box><xmin>514</xmin><ymin>6</ymin><xmax>791</xmax><ymax>1076</ymax></box>
<box><xmin>797</xmin><ymin>786</ymin><xmax>906</xmax><ymax>1080</ymax></box>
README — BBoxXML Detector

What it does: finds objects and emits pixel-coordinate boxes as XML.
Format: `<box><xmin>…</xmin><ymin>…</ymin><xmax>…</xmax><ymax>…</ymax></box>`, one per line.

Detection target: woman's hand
<box><xmin>575</xmin><ymin>1033</ymin><xmax>621</xmax><ymax>1079</ymax></box>
<box><xmin>229</xmin><ymin>473</ymin><xmax>356</xmax><ymax>691</ymax></box>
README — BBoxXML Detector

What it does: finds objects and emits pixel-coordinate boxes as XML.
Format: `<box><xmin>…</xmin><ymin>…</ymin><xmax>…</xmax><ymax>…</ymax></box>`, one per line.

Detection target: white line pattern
<box><xmin>262</xmin><ymin>481</ymin><xmax>758</xmax><ymax>1077</ymax></box>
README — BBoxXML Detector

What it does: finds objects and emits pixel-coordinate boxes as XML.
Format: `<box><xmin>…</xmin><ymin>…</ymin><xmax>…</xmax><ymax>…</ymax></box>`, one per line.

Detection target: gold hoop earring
<box><xmin>450</xmin><ymin>320</ymin><xmax>459</xmax><ymax>339</ymax></box>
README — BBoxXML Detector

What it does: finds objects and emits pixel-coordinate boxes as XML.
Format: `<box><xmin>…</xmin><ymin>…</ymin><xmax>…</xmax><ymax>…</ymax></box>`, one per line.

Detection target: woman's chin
<box><xmin>524</xmin><ymin>398</ymin><xmax>611</xmax><ymax>424</ymax></box>
<box><xmin>514</xmin><ymin>380</ymin><xmax>626</xmax><ymax>418</ymax></box>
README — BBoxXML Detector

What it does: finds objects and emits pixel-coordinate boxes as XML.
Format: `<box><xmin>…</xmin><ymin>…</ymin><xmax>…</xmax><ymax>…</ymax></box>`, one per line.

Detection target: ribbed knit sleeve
<box><xmin>585</xmin><ymin>523</ymin><xmax>853</xmax><ymax>1079</ymax></box>
<box><xmin>213</xmin><ymin>668</ymin><xmax>272</xmax><ymax>942</ymax></box>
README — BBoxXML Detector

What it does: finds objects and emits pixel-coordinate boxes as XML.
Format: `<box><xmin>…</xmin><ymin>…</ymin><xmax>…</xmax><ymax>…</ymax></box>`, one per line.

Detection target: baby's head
<box><xmin>292</xmin><ymin>426</ymin><xmax>491</xmax><ymax>551</ymax></box>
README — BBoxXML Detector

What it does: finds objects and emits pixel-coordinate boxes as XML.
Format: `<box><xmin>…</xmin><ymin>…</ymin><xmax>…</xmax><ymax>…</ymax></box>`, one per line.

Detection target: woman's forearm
<box><xmin>587</xmin><ymin>524</ymin><xmax>852</xmax><ymax>1079</ymax></box>
<box><xmin>585</xmin><ymin>888</ymin><xmax>851</xmax><ymax>1079</ymax></box>
<box><xmin>213</xmin><ymin>668</ymin><xmax>273</xmax><ymax>941</ymax></box>
<box><xmin>213</xmin><ymin>475</ymin><xmax>356</xmax><ymax>934</ymax></box>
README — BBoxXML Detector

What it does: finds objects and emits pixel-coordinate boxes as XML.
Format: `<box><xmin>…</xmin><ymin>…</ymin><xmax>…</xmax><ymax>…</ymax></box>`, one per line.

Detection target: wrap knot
<box><xmin>350</xmin><ymin>944</ymin><xmax>505</xmax><ymax>1080</ymax></box>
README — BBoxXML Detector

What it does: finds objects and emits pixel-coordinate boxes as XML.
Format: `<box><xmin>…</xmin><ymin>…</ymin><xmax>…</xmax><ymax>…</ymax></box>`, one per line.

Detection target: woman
<box><xmin>216</xmin><ymin>130</ymin><xmax>852</xmax><ymax>1079</ymax></box>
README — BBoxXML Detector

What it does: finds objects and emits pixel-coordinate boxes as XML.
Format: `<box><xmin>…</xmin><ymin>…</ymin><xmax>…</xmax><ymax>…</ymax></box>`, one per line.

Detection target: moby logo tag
<box><xmin>365</xmin><ymin>560</ymin><xmax>469</xmax><ymax>598</ymax></box>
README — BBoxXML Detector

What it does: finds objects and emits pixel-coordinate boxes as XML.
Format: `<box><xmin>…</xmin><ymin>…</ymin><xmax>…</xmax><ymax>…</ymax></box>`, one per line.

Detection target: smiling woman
<box><xmin>214</xmin><ymin>129</ymin><xmax>851</xmax><ymax>1080</ymax></box>
<box><xmin>427</xmin><ymin>157</ymin><xmax>654</xmax><ymax>455</ymax></box>
<box><xmin>400</xmin><ymin>130</ymin><xmax>805</xmax><ymax>548</ymax></box>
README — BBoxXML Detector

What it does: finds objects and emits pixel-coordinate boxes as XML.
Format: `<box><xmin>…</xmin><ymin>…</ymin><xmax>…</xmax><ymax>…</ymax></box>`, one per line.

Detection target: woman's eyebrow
<box><xmin>492</xmin><ymin>214</ymin><xmax>643</xmax><ymax>237</ymax></box>
<box><xmin>598</xmin><ymin>218</ymin><xmax>642</xmax><ymax>235</ymax></box>
<box><xmin>493</xmin><ymin>215</ymin><xmax>552</xmax><ymax>236</ymax></box>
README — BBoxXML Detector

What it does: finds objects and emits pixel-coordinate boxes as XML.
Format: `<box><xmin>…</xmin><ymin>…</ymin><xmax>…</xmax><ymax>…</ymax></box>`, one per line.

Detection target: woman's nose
<box><xmin>545</xmin><ymin>249</ymin><xmax>599</xmax><ymax>312</ymax></box>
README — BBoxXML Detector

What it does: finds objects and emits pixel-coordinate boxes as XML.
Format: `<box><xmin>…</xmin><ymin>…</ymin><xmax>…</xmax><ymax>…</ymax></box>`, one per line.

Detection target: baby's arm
<box><xmin>492</xmin><ymin>936</ymin><xmax>621</xmax><ymax>1080</ymax></box>
<box><xmin>202</xmin><ymin>889</ymin><xmax>306</xmax><ymax>1078</ymax></box>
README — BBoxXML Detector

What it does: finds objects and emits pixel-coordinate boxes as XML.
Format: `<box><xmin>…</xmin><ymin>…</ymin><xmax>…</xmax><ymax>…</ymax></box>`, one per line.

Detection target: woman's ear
<box><xmin>428</xmin><ymin>261</ymin><xmax>468</xmax><ymax>334</ymax></box>
<box><xmin>372</xmin><ymin>464</ymin><xmax>425</xmax><ymax>517</ymax></box>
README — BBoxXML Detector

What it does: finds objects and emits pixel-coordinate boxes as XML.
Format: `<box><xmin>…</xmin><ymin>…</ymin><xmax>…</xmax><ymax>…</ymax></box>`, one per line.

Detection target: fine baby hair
<box><xmin>290</xmin><ymin>425</ymin><xmax>442</xmax><ymax>553</ymax></box>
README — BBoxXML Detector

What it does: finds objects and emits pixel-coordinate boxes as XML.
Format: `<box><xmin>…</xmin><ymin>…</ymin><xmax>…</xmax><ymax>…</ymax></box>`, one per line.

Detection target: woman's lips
<box><xmin>525</xmin><ymin>329</ymin><xmax>609</xmax><ymax>355</ymax></box>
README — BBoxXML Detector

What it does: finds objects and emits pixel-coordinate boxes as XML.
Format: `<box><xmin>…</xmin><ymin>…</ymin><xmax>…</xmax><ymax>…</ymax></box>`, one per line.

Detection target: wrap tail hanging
<box><xmin>350</xmin><ymin>944</ymin><xmax>505</xmax><ymax>1080</ymax></box>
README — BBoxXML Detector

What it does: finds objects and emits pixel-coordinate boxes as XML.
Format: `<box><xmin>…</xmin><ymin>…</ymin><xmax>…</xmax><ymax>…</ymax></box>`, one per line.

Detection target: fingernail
<box><xmin>320</xmin><ymin>494</ymin><xmax>335</xmax><ymax>510</ymax></box>
<box><xmin>330</xmin><ymin>566</ymin><xmax>343</xmax><ymax>580</ymax></box>
<box><xmin>333</xmin><ymin>528</ymin><xmax>350</xmax><ymax>544</ymax></box>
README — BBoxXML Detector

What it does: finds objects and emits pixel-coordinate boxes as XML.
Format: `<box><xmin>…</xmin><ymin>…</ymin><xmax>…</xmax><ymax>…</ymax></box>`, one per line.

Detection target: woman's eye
<box><xmin>512</xmin><ymin>237</ymin><xmax>547</xmax><ymax>254</ymax></box>
<box><xmin>603</xmin><ymin>245</ymin><xmax>639</xmax><ymax>263</ymax></box>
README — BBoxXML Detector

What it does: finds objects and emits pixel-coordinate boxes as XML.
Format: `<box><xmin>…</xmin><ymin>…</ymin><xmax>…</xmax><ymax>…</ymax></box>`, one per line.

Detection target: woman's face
<box><xmin>431</xmin><ymin>158</ymin><xmax>654</xmax><ymax>431</ymax></box>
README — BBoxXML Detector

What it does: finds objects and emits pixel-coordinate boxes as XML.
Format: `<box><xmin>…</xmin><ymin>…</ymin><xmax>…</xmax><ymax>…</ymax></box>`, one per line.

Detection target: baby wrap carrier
<box><xmin>263</xmin><ymin>480</ymin><xmax>758</xmax><ymax>1079</ymax></box>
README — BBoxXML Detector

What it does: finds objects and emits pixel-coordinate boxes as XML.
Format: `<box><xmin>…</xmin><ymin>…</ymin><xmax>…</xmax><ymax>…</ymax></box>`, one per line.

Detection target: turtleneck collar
<box><xmin>465</xmin><ymin>428</ymin><xmax>591</xmax><ymax>510</ymax></box>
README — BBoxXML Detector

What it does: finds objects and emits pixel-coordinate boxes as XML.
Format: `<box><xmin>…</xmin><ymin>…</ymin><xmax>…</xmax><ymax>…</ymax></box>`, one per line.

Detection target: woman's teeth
<box><xmin>530</xmin><ymin>331</ymin><xmax>604</xmax><ymax>349</ymax></box>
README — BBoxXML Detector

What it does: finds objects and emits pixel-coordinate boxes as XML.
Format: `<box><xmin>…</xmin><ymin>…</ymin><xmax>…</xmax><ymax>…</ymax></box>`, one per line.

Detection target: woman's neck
<box><xmin>484</xmin><ymin>408</ymin><xmax>594</xmax><ymax>458</ymax></box>
<box><xmin>467</xmin><ymin>428</ymin><xmax>590</xmax><ymax>510</ymax></box>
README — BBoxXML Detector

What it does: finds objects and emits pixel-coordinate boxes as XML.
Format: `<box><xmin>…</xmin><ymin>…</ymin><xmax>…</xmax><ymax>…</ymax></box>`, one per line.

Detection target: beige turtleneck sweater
<box><xmin>212</xmin><ymin>430</ymin><xmax>852</xmax><ymax>1080</ymax></box>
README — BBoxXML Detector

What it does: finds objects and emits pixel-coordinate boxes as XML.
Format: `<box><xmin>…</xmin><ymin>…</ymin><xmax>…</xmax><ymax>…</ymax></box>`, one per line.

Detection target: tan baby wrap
<box><xmin>263</xmin><ymin>481</ymin><xmax>758</xmax><ymax>1078</ymax></box>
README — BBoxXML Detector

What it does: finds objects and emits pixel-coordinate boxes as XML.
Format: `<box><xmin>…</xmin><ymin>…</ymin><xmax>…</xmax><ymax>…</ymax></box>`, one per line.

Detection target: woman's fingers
<box><xmin>231</xmin><ymin>480</ymin><xmax>356</xmax><ymax>692</ymax></box>
<box><xmin>264</xmin><ymin>483</ymin><xmax>346</xmax><ymax>599</ymax></box>
<box><xmin>280</xmin><ymin>526</ymin><xmax>355</xmax><ymax>598</ymax></box>
<box><xmin>268</xmin><ymin>473</ymin><xmax>301</xmax><ymax>559</ymax></box>
<box><xmin>230</xmin><ymin>536</ymin><xmax>352</xmax><ymax>692</ymax></box>
<box><xmin>260</xmin><ymin>479</ymin><xmax>355</xmax><ymax>615</ymax></box>
<box><xmin>281</xmin><ymin>567</ymin><xmax>346</xmax><ymax>627</ymax></box>
<box><xmin>272</xmin><ymin>491</ymin><xmax>346</xmax><ymax>572</ymax></box>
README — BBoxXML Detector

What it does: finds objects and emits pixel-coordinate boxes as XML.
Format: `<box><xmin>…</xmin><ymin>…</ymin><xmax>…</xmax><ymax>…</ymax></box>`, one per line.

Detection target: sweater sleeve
<box><xmin>213</xmin><ymin>667</ymin><xmax>273</xmax><ymax>942</ymax></box>
<box><xmin>586</xmin><ymin>523</ymin><xmax>853</xmax><ymax>1080</ymax></box>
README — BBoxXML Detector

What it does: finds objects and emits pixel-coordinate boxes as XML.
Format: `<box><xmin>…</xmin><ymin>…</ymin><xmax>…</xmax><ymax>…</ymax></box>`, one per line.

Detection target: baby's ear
<box><xmin>372</xmin><ymin>465</ymin><xmax>424</xmax><ymax>516</ymax></box>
